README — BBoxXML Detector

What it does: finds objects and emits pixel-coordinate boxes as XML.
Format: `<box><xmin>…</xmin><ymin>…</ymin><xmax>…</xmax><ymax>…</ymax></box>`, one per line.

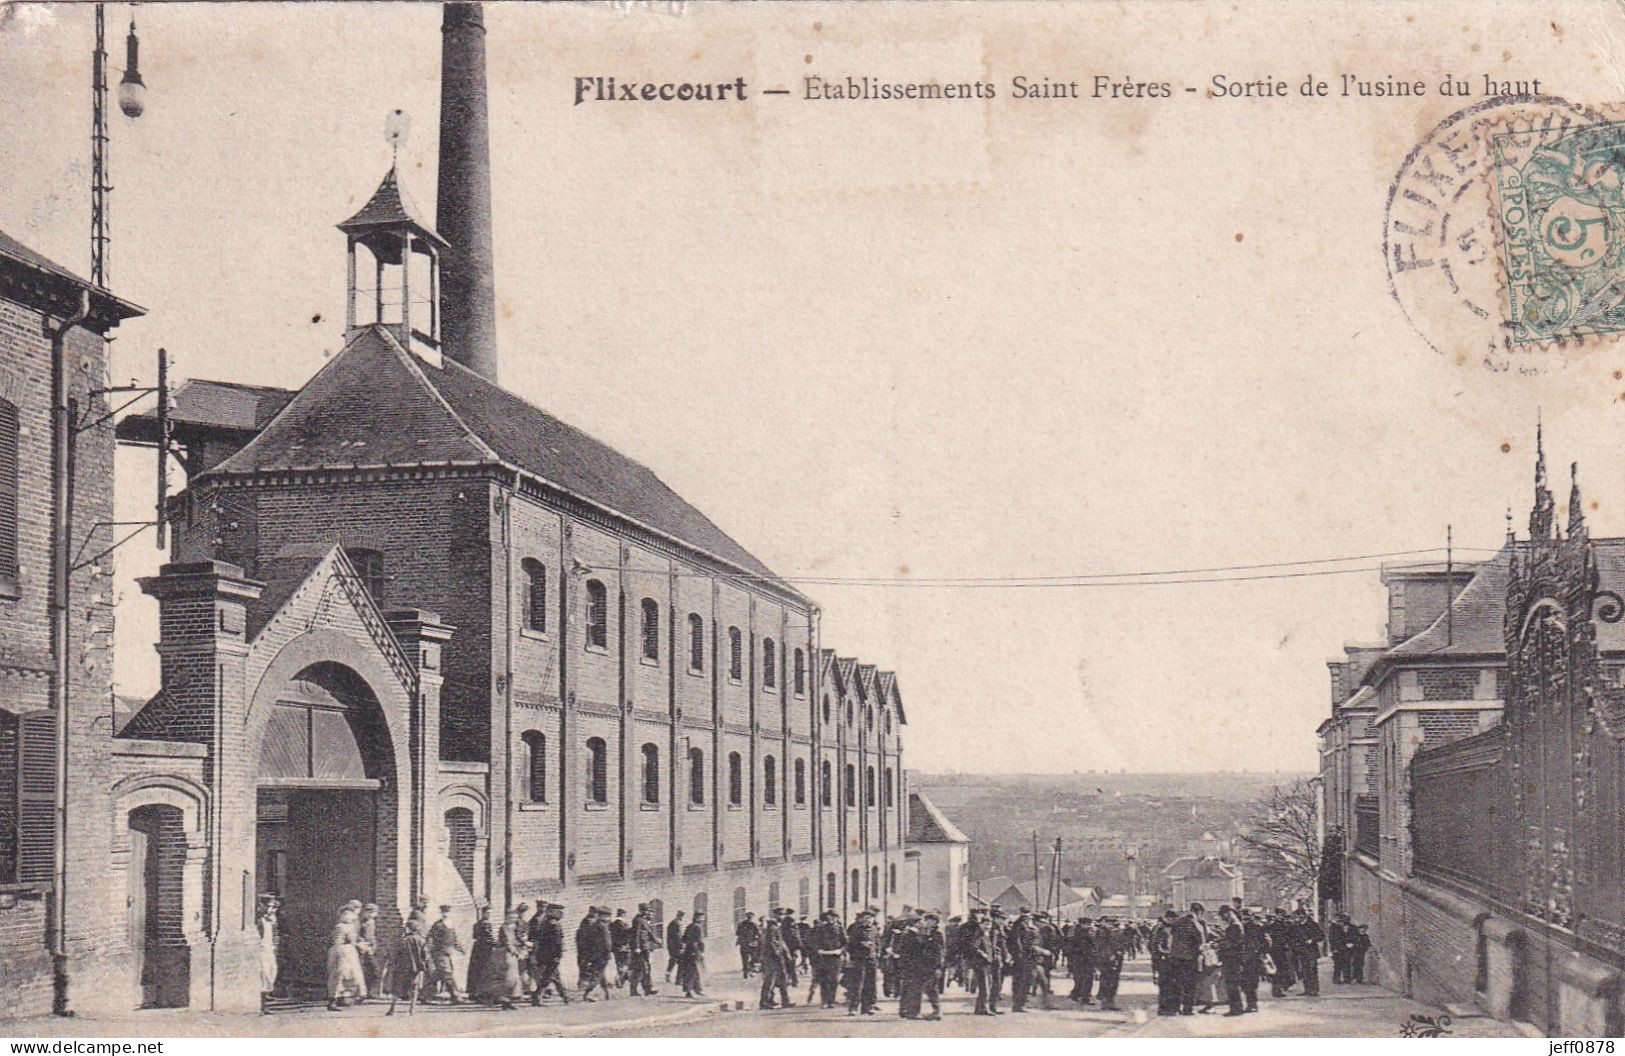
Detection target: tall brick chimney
<box><xmin>437</xmin><ymin>1</ymin><xmax>500</xmax><ymax>383</ymax></box>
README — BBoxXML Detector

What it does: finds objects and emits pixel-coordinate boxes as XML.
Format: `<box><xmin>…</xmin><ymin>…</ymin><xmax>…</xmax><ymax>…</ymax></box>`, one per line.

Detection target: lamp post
<box><xmin>92</xmin><ymin>3</ymin><xmax>145</xmax><ymax>286</ymax></box>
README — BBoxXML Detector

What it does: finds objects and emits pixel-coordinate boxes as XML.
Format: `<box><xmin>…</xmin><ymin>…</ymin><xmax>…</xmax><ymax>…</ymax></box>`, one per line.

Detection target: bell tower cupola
<box><xmin>338</xmin><ymin>164</ymin><xmax>448</xmax><ymax>360</ymax></box>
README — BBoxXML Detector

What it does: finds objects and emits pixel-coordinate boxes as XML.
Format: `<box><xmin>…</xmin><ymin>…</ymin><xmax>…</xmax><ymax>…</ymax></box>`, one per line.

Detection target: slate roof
<box><xmin>119</xmin><ymin>379</ymin><xmax>297</xmax><ymax>446</ymax></box>
<box><xmin>337</xmin><ymin>167</ymin><xmax>445</xmax><ymax>246</ymax></box>
<box><xmin>1368</xmin><ymin>538</ymin><xmax>1625</xmax><ymax>676</ymax></box>
<box><xmin>907</xmin><ymin>791</ymin><xmax>969</xmax><ymax>844</ymax></box>
<box><xmin>204</xmin><ymin>326</ymin><xmax>797</xmax><ymax>594</ymax></box>
<box><xmin>1162</xmin><ymin>856</ymin><xmax>1241</xmax><ymax>880</ymax></box>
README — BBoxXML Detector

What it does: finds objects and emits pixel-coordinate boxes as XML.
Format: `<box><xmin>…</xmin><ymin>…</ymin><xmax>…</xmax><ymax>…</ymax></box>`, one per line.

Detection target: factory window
<box><xmin>884</xmin><ymin>711</ymin><xmax>892</xmax><ymax>734</ymax></box>
<box><xmin>870</xmin><ymin>866</ymin><xmax>880</xmax><ymax>898</ymax></box>
<box><xmin>688</xmin><ymin>613</ymin><xmax>705</xmax><ymax>672</ymax></box>
<box><xmin>733</xmin><ymin>886</ymin><xmax>747</xmax><ymax>926</ymax></box>
<box><xmin>850</xmin><ymin>868</ymin><xmax>861</xmax><ymax>903</ymax></box>
<box><xmin>728</xmin><ymin>627</ymin><xmax>742</xmax><ymax>681</ymax></box>
<box><xmin>793</xmin><ymin>649</ymin><xmax>806</xmax><ymax>696</ymax></box>
<box><xmin>521</xmin><ymin>559</ymin><xmax>547</xmax><ymax>634</ymax></box>
<box><xmin>585</xmin><ymin>736</ymin><xmax>608</xmax><ymax>804</ymax></box>
<box><xmin>820</xmin><ymin>761</ymin><xmax>832</xmax><ymax>807</ymax></box>
<box><xmin>826</xmin><ymin>871</ymin><xmax>837</xmax><ymax>908</ymax></box>
<box><xmin>884</xmin><ymin>767</ymin><xmax>894</xmax><ymax>808</ymax></box>
<box><xmin>844</xmin><ymin>764</ymin><xmax>856</xmax><ymax>807</ymax></box>
<box><xmin>865</xmin><ymin>765</ymin><xmax>876</xmax><ymax>807</ymax></box>
<box><xmin>845</xmin><ymin>700</ymin><xmax>853</xmax><ymax>726</ymax></box>
<box><xmin>585</xmin><ymin>579</ymin><xmax>608</xmax><ymax>650</ymax></box>
<box><xmin>763</xmin><ymin>755</ymin><xmax>777</xmax><ymax>807</ymax></box>
<box><xmin>822</xmin><ymin>695</ymin><xmax>831</xmax><ymax>724</ymax></box>
<box><xmin>0</xmin><ymin>398</ymin><xmax>16</xmax><ymax>597</ymax></box>
<box><xmin>521</xmin><ymin>730</ymin><xmax>547</xmax><ymax>803</ymax></box>
<box><xmin>640</xmin><ymin>597</ymin><xmax>659</xmax><ymax>662</ymax></box>
<box><xmin>763</xmin><ymin>639</ymin><xmax>777</xmax><ymax>689</ymax></box>
<box><xmin>345</xmin><ymin>547</ymin><xmax>386</xmax><ymax>601</ymax></box>
<box><xmin>866</xmin><ymin>705</ymin><xmax>874</xmax><ymax>731</ymax></box>
<box><xmin>694</xmin><ymin>892</ymin><xmax>708</xmax><ymax>935</ymax></box>
<box><xmin>641</xmin><ymin>743</ymin><xmax>660</xmax><ymax>805</ymax></box>
<box><xmin>688</xmin><ymin>747</ymin><xmax>706</xmax><ymax>806</ymax></box>
<box><xmin>768</xmin><ymin>880</ymin><xmax>781</xmax><ymax>910</ymax></box>
<box><xmin>793</xmin><ymin>758</ymin><xmax>807</xmax><ymax>806</ymax></box>
<box><xmin>728</xmin><ymin>751</ymin><xmax>743</xmax><ymax>806</ymax></box>
<box><xmin>889</xmin><ymin>863</ymin><xmax>897</xmax><ymax>894</ymax></box>
<box><xmin>648</xmin><ymin>898</ymin><xmax>664</xmax><ymax>924</ymax></box>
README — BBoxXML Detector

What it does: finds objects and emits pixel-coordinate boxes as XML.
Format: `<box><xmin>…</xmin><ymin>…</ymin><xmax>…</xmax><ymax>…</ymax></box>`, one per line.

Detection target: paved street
<box><xmin>2</xmin><ymin>960</ymin><xmax>1530</xmax><ymax>1039</ymax></box>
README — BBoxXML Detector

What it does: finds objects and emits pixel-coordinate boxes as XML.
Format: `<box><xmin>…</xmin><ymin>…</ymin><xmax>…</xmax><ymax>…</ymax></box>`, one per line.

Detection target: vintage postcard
<box><xmin>2</xmin><ymin>0</ymin><xmax>1624</xmax><ymax>1043</ymax></box>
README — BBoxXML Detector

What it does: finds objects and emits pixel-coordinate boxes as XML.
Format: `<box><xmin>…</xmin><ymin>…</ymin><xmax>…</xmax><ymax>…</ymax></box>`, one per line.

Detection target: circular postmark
<box><xmin>1384</xmin><ymin>94</ymin><xmax>1620</xmax><ymax>374</ymax></box>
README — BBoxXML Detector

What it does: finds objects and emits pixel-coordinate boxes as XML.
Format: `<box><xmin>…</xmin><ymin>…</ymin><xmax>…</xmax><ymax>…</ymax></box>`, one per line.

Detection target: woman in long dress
<box><xmin>469</xmin><ymin>904</ymin><xmax>497</xmax><ymax>1003</ymax></box>
<box><xmin>256</xmin><ymin>896</ymin><xmax>280</xmax><ymax>1014</ymax></box>
<box><xmin>326</xmin><ymin>906</ymin><xmax>368</xmax><ymax>1010</ymax></box>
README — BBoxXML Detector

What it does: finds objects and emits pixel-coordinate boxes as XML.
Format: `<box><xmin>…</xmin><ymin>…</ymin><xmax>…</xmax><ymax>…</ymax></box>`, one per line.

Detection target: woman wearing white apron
<box><xmin>256</xmin><ymin>895</ymin><xmax>281</xmax><ymax>1014</ymax></box>
<box><xmin>326</xmin><ymin>906</ymin><xmax>368</xmax><ymax>1009</ymax></box>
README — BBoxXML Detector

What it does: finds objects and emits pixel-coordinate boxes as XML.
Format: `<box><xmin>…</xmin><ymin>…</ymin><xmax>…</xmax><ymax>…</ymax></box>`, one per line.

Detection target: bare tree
<box><xmin>1237</xmin><ymin>779</ymin><xmax>1319</xmax><ymax>910</ymax></box>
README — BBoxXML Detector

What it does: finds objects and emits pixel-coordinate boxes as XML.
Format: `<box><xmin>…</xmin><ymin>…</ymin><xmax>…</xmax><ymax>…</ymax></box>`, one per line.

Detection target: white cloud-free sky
<box><xmin>4</xmin><ymin>0</ymin><xmax>1624</xmax><ymax>773</ymax></box>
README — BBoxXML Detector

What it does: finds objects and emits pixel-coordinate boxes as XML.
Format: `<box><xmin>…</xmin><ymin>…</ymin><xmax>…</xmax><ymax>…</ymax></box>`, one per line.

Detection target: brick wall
<box><xmin>0</xmin><ymin>292</ymin><xmax>120</xmax><ymax>1019</ymax></box>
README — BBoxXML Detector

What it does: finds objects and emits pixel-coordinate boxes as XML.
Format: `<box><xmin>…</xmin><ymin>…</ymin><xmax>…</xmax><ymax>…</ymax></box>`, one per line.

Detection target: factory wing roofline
<box><xmin>182</xmin><ymin>325</ymin><xmax>810</xmax><ymax>605</ymax></box>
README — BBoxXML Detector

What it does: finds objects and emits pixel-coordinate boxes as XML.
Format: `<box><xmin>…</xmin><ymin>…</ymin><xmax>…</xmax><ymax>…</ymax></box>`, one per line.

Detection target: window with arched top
<box><xmin>688</xmin><ymin>613</ymin><xmax>704</xmax><ymax>672</ymax></box>
<box><xmin>865</xmin><ymin>765</ymin><xmax>876</xmax><ymax>807</ymax></box>
<box><xmin>521</xmin><ymin>730</ymin><xmax>547</xmax><ymax>803</ymax></box>
<box><xmin>521</xmin><ymin>559</ymin><xmax>547</xmax><ymax>633</ymax></box>
<box><xmin>844</xmin><ymin>764</ymin><xmax>856</xmax><ymax>807</ymax></box>
<box><xmin>642</xmin><ymin>742</ymin><xmax>660</xmax><ymax>804</ymax></box>
<box><xmin>793</xmin><ymin>758</ymin><xmax>806</xmax><ymax>806</ymax></box>
<box><xmin>640</xmin><ymin>597</ymin><xmax>660</xmax><ymax>662</ymax></box>
<box><xmin>866</xmin><ymin>705</ymin><xmax>874</xmax><ymax>731</ymax></box>
<box><xmin>694</xmin><ymin>891</ymin><xmax>708</xmax><ymax>935</ymax></box>
<box><xmin>688</xmin><ymin>746</ymin><xmax>706</xmax><ymax>805</ymax></box>
<box><xmin>888</xmin><ymin>863</ymin><xmax>897</xmax><ymax>894</ymax></box>
<box><xmin>585</xmin><ymin>736</ymin><xmax>608</xmax><ymax>804</ymax></box>
<box><xmin>820</xmin><ymin>760</ymin><xmax>832</xmax><ymax>807</ymax></box>
<box><xmin>728</xmin><ymin>627</ymin><xmax>742</xmax><ymax>681</ymax></box>
<box><xmin>344</xmin><ymin>547</ymin><xmax>386</xmax><ymax>600</ymax></box>
<box><xmin>845</xmin><ymin>700</ymin><xmax>853</xmax><ymax>726</ymax></box>
<box><xmin>822</xmin><ymin>695</ymin><xmax>831</xmax><ymax>724</ymax></box>
<box><xmin>585</xmin><ymin>580</ymin><xmax>608</xmax><ymax>649</ymax></box>
<box><xmin>884</xmin><ymin>766</ymin><xmax>894</xmax><ymax>808</ymax></box>
<box><xmin>884</xmin><ymin>711</ymin><xmax>892</xmax><ymax>734</ymax></box>
<box><xmin>762</xmin><ymin>638</ymin><xmax>777</xmax><ymax>688</ymax></box>
<box><xmin>850</xmin><ymin>868</ymin><xmax>861</xmax><ymax>903</ymax></box>
<box><xmin>733</xmin><ymin>886</ymin><xmax>747</xmax><ymax>925</ymax></box>
<box><xmin>870</xmin><ymin>866</ymin><xmax>880</xmax><ymax>897</ymax></box>
<box><xmin>763</xmin><ymin>755</ymin><xmax>777</xmax><ymax>806</ymax></box>
<box><xmin>825</xmin><ymin>871</ymin><xmax>837</xmax><ymax>909</ymax></box>
<box><xmin>728</xmin><ymin>751</ymin><xmax>743</xmax><ymax>806</ymax></box>
<box><xmin>799</xmin><ymin>876</ymin><xmax>811</xmax><ymax>916</ymax></box>
<box><xmin>0</xmin><ymin>398</ymin><xmax>17</xmax><ymax>597</ymax></box>
<box><xmin>793</xmin><ymin>649</ymin><xmax>806</xmax><ymax>696</ymax></box>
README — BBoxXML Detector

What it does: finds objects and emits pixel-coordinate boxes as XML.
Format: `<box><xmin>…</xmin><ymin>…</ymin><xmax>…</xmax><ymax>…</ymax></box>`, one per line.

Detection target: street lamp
<box><xmin>117</xmin><ymin>15</ymin><xmax>145</xmax><ymax>118</ymax></box>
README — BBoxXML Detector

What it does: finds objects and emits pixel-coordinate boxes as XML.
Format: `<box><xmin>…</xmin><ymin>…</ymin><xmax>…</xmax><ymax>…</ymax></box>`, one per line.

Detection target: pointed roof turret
<box><xmin>338</xmin><ymin>166</ymin><xmax>447</xmax><ymax>262</ymax></box>
<box><xmin>1530</xmin><ymin>422</ymin><xmax>1557</xmax><ymax>542</ymax></box>
<box><xmin>1569</xmin><ymin>461</ymin><xmax>1587</xmax><ymax>538</ymax></box>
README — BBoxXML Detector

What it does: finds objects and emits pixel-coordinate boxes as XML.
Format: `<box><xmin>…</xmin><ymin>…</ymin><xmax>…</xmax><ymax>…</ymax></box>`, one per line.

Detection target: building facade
<box><xmin>0</xmin><ymin>231</ymin><xmax>142</xmax><ymax>1017</ymax></box>
<box><xmin>1318</xmin><ymin>438</ymin><xmax>1625</xmax><ymax>1036</ymax></box>
<box><xmin>904</xmin><ymin>790</ymin><xmax>969</xmax><ymax>920</ymax></box>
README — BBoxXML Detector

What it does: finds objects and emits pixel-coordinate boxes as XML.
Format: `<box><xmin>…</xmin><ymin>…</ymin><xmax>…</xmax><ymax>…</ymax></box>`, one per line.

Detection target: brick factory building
<box><xmin>0</xmin><ymin>2</ymin><xmax>912</xmax><ymax>1018</ymax></box>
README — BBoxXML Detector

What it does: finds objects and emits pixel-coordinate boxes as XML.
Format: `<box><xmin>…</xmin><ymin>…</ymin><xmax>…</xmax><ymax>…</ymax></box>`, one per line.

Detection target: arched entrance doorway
<box><xmin>253</xmin><ymin>661</ymin><xmax>395</xmax><ymax>992</ymax></box>
<box><xmin>126</xmin><ymin>804</ymin><xmax>189</xmax><ymax>1008</ymax></box>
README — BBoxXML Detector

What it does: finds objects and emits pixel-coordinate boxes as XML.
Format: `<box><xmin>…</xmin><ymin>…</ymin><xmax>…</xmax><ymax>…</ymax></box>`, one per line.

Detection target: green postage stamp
<box><xmin>1492</xmin><ymin>119</ymin><xmax>1625</xmax><ymax>345</ymax></box>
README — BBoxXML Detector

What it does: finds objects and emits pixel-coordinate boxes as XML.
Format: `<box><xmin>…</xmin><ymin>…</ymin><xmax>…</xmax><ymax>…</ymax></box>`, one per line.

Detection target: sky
<box><xmin>4</xmin><ymin>0</ymin><xmax>1624</xmax><ymax>774</ymax></box>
